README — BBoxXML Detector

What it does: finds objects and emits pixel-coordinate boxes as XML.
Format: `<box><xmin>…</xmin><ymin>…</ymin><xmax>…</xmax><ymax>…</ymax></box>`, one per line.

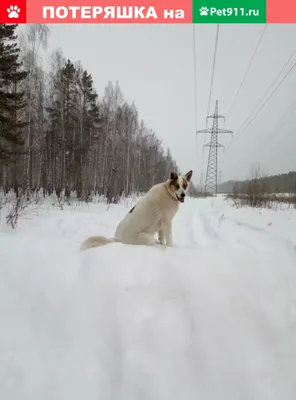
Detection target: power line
<box><xmin>192</xmin><ymin>25</ymin><xmax>198</xmax><ymax>140</ymax></box>
<box><xmin>257</xmin><ymin>98</ymin><xmax>296</xmax><ymax>166</ymax></box>
<box><xmin>192</xmin><ymin>25</ymin><xmax>204</xmax><ymax>184</ymax></box>
<box><xmin>228</xmin><ymin>47</ymin><xmax>296</xmax><ymax>145</ymax></box>
<box><xmin>259</xmin><ymin>97</ymin><xmax>296</xmax><ymax>145</ymax></box>
<box><xmin>226</xmin><ymin>51</ymin><xmax>296</xmax><ymax>152</ymax></box>
<box><xmin>206</xmin><ymin>24</ymin><xmax>220</xmax><ymax>121</ymax></box>
<box><xmin>200</xmin><ymin>24</ymin><xmax>220</xmax><ymax>177</ymax></box>
<box><xmin>227</xmin><ymin>25</ymin><xmax>267</xmax><ymax>120</ymax></box>
<box><xmin>230</xmin><ymin>62</ymin><xmax>296</xmax><ymax>147</ymax></box>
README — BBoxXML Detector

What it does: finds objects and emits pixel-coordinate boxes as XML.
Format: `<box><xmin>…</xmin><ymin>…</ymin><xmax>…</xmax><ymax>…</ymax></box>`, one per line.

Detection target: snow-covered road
<box><xmin>1</xmin><ymin>196</ymin><xmax>296</xmax><ymax>400</ymax></box>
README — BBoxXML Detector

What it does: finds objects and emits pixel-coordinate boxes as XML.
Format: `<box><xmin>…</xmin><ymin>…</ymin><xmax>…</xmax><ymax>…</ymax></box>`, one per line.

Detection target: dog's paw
<box><xmin>166</xmin><ymin>242</ymin><xmax>173</xmax><ymax>247</ymax></box>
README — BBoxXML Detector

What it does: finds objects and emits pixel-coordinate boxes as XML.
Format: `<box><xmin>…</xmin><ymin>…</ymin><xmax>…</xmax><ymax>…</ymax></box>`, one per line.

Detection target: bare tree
<box><xmin>20</xmin><ymin>24</ymin><xmax>50</xmax><ymax>198</ymax></box>
<box><xmin>0</xmin><ymin>28</ymin><xmax>180</xmax><ymax>211</ymax></box>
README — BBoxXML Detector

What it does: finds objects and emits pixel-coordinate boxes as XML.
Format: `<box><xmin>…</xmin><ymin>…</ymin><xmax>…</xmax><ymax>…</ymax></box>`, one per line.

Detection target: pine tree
<box><xmin>79</xmin><ymin>70</ymin><xmax>100</xmax><ymax>198</ymax></box>
<box><xmin>0</xmin><ymin>28</ymin><xmax>180</xmax><ymax>200</ymax></box>
<box><xmin>0</xmin><ymin>24</ymin><xmax>28</xmax><ymax>165</ymax></box>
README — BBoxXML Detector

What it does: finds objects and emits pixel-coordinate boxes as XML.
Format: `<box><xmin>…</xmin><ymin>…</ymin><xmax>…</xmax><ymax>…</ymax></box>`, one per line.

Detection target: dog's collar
<box><xmin>165</xmin><ymin>180</ymin><xmax>179</xmax><ymax>202</ymax></box>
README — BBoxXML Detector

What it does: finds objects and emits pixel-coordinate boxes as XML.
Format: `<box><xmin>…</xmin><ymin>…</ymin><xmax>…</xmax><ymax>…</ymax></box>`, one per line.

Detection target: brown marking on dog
<box><xmin>182</xmin><ymin>179</ymin><xmax>188</xmax><ymax>190</ymax></box>
<box><xmin>129</xmin><ymin>206</ymin><xmax>135</xmax><ymax>213</ymax></box>
<box><xmin>169</xmin><ymin>181</ymin><xmax>180</xmax><ymax>192</ymax></box>
<box><xmin>169</xmin><ymin>171</ymin><xmax>179</xmax><ymax>192</ymax></box>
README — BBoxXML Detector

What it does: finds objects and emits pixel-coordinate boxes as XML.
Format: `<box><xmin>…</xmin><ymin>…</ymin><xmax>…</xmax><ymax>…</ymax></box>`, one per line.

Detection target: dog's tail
<box><xmin>80</xmin><ymin>235</ymin><xmax>115</xmax><ymax>251</ymax></box>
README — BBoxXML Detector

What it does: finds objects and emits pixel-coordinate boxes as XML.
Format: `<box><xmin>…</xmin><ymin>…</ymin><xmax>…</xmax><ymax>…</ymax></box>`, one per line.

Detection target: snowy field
<box><xmin>1</xmin><ymin>195</ymin><xmax>296</xmax><ymax>400</ymax></box>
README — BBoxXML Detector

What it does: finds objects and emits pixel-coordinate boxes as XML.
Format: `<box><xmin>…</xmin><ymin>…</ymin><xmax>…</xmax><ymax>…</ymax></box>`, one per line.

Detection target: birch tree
<box><xmin>0</xmin><ymin>28</ymin><xmax>180</xmax><ymax>203</ymax></box>
<box><xmin>20</xmin><ymin>24</ymin><xmax>50</xmax><ymax>198</ymax></box>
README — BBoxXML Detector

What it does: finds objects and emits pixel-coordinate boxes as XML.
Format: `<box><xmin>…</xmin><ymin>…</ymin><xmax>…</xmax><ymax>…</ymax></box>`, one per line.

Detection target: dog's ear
<box><xmin>170</xmin><ymin>172</ymin><xmax>178</xmax><ymax>181</ymax></box>
<box><xmin>184</xmin><ymin>170</ymin><xmax>193</xmax><ymax>182</ymax></box>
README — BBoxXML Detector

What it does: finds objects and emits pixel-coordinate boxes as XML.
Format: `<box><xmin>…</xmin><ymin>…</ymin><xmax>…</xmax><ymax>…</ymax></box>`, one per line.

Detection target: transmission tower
<box><xmin>197</xmin><ymin>100</ymin><xmax>233</xmax><ymax>196</ymax></box>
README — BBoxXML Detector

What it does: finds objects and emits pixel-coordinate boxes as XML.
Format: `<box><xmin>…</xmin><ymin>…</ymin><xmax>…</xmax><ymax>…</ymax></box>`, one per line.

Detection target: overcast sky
<box><xmin>38</xmin><ymin>24</ymin><xmax>296</xmax><ymax>184</ymax></box>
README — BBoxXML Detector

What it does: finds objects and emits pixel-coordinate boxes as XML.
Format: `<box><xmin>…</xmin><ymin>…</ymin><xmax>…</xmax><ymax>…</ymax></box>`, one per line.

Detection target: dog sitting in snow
<box><xmin>80</xmin><ymin>170</ymin><xmax>193</xmax><ymax>250</ymax></box>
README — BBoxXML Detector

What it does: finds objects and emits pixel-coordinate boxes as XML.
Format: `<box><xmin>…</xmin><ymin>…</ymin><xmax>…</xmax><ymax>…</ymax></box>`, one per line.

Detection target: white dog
<box><xmin>80</xmin><ymin>170</ymin><xmax>193</xmax><ymax>250</ymax></box>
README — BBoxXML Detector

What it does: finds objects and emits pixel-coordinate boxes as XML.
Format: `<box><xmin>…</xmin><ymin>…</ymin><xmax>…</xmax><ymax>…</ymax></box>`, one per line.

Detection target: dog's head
<box><xmin>168</xmin><ymin>170</ymin><xmax>193</xmax><ymax>203</ymax></box>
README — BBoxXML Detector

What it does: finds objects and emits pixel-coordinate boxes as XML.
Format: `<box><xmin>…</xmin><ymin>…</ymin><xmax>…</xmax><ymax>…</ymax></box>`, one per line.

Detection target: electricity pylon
<box><xmin>197</xmin><ymin>100</ymin><xmax>233</xmax><ymax>196</ymax></box>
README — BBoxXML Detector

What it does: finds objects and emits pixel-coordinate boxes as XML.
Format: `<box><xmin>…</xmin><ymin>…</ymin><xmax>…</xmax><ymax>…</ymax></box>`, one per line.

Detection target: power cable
<box><xmin>227</xmin><ymin>25</ymin><xmax>267</xmax><ymax>120</ymax></box>
<box><xmin>206</xmin><ymin>24</ymin><xmax>220</xmax><ymax>121</ymax></box>
<box><xmin>226</xmin><ymin>53</ymin><xmax>296</xmax><ymax>152</ymax></box>
<box><xmin>193</xmin><ymin>24</ymin><xmax>198</xmax><ymax>153</ymax></box>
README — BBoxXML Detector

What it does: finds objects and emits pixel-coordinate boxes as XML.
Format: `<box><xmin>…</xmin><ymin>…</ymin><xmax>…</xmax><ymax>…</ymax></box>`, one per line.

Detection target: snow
<box><xmin>1</xmin><ymin>195</ymin><xmax>296</xmax><ymax>400</ymax></box>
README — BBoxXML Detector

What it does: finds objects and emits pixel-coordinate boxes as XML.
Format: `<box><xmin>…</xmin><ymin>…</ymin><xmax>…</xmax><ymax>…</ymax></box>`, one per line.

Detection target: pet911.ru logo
<box><xmin>199</xmin><ymin>6</ymin><xmax>260</xmax><ymax>17</ymax></box>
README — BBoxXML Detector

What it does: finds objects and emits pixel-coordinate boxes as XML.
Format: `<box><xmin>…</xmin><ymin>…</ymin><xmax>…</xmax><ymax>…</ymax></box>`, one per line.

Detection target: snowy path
<box><xmin>1</xmin><ymin>196</ymin><xmax>296</xmax><ymax>400</ymax></box>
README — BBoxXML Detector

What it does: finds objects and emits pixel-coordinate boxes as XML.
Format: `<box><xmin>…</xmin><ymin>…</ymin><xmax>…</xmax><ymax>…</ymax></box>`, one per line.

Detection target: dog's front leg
<box><xmin>166</xmin><ymin>232</ymin><xmax>173</xmax><ymax>246</ymax></box>
<box><xmin>158</xmin><ymin>229</ymin><xmax>165</xmax><ymax>245</ymax></box>
<box><xmin>163</xmin><ymin>222</ymin><xmax>173</xmax><ymax>246</ymax></box>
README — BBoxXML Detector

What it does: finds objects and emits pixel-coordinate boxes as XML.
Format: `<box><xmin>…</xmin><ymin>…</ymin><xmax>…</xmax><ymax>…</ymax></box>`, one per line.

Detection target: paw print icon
<box><xmin>199</xmin><ymin>7</ymin><xmax>209</xmax><ymax>16</ymax></box>
<box><xmin>7</xmin><ymin>5</ymin><xmax>21</xmax><ymax>18</ymax></box>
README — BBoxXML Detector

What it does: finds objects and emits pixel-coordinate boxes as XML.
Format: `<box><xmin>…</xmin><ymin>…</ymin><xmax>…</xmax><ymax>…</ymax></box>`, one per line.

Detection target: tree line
<box><xmin>218</xmin><ymin>170</ymin><xmax>296</xmax><ymax>195</ymax></box>
<box><xmin>0</xmin><ymin>24</ymin><xmax>178</xmax><ymax>202</ymax></box>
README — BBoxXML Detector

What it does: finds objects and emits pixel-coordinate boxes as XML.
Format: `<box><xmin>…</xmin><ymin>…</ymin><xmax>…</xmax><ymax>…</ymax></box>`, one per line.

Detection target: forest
<box><xmin>218</xmin><ymin>171</ymin><xmax>296</xmax><ymax>195</ymax></box>
<box><xmin>0</xmin><ymin>24</ymin><xmax>179</xmax><ymax>203</ymax></box>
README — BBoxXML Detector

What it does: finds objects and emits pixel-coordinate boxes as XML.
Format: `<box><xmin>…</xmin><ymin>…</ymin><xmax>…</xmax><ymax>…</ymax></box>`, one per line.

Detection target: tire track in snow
<box><xmin>197</xmin><ymin>212</ymin><xmax>221</xmax><ymax>247</ymax></box>
<box><xmin>213</xmin><ymin>214</ymin><xmax>296</xmax><ymax>257</ymax></box>
<box><xmin>189</xmin><ymin>204</ymin><xmax>293</xmax><ymax>256</ymax></box>
<box><xmin>174</xmin><ymin>200</ymin><xmax>219</xmax><ymax>249</ymax></box>
<box><xmin>232</xmin><ymin>219</ymin><xmax>296</xmax><ymax>254</ymax></box>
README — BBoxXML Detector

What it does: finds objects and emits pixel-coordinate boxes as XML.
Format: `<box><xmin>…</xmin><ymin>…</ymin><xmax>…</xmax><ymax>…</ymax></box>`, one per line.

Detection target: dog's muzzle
<box><xmin>178</xmin><ymin>193</ymin><xmax>185</xmax><ymax>203</ymax></box>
